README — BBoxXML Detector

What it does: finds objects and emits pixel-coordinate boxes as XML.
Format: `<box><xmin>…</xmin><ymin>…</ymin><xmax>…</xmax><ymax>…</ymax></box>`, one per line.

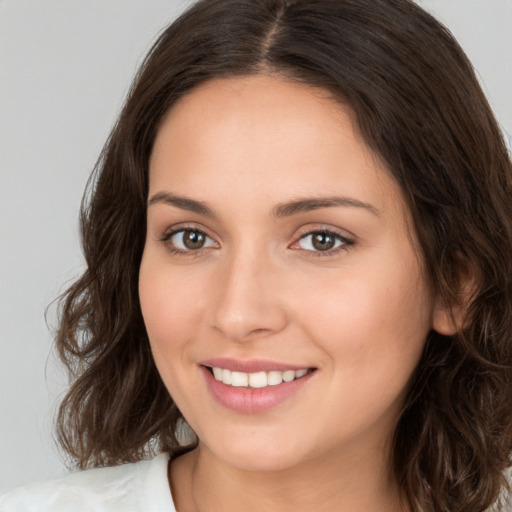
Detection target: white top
<box><xmin>0</xmin><ymin>453</ymin><xmax>176</xmax><ymax>512</ymax></box>
<box><xmin>1</xmin><ymin>452</ymin><xmax>510</xmax><ymax>511</ymax></box>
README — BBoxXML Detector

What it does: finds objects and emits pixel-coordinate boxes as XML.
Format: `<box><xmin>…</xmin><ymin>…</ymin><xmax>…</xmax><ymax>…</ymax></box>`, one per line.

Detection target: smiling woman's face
<box><xmin>139</xmin><ymin>75</ymin><xmax>449</xmax><ymax>472</ymax></box>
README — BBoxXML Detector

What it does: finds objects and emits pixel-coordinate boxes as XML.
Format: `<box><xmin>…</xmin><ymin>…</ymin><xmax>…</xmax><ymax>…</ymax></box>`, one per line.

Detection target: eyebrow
<box><xmin>272</xmin><ymin>196</ymin><xmax>380</xmax><ymax>218</ymax></box>
<box><xmin>148</xmin><ymin>191</ymin><xmax>379</xmax><ymax>218</ymax></box>
<box><xmin>148</xmin><ymin>192</ymin><xmax>216</xmax><ymax>217</ymax></box>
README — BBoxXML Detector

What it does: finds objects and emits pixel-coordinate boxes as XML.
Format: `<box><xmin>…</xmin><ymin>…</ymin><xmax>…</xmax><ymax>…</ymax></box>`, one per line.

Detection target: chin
<box><xmin>218</xmin><ymin>448</ymin><xmax>305</xmax><ymax>473</ymax></box>
<box><xmin>200</xmin><ymin>429</ymin><xmax>314</xmax><ymax>472</ymax></box>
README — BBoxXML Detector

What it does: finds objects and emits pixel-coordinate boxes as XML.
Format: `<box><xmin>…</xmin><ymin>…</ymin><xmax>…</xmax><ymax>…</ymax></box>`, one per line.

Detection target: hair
<box><xmin>55</xmin><ymin>0</ymin><xmax>512</xmax><ymax>510</ymax></box>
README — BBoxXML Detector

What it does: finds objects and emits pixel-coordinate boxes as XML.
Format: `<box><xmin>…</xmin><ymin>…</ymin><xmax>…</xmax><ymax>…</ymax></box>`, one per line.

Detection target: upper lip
<box><xmin>200</xmin><ymin>358</ymin><xmax>314</xmax><ymax>373</ymax></box>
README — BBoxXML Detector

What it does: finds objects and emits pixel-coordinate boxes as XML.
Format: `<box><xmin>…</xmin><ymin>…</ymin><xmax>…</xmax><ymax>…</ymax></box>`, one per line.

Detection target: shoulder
<box><xmin>489</xmin><ymin>466</ymin><xmax>512</xmax><ymax>512</ymax></box>
<box><xmin>0</xmin><ymin>453</ymin><xmax>175</xmax><ymax>512</ymax></box>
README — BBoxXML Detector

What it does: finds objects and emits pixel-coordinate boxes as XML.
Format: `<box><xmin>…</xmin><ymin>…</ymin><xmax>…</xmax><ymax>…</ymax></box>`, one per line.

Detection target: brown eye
<box><xmin>183</xmin><ymin>230</ymin><xmax>205</xmax><ymax>249</ymax></box>
<box><xmin>169</xmin><ymin>229</ymin><xmax>216</xmax><ymax>251</ymax></box>
<box><xmin>312</xmin><ymin>232</ymin><xmax>336</xmax><ymax>251</ymax></box>
<box><xmin>297</xmin><ymin>231</ymin><xmax>346</xmax><ymax>253</ymax></box>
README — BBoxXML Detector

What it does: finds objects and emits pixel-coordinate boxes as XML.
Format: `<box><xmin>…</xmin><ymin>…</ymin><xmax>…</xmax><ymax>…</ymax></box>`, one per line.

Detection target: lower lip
<box><xmin>200</xmin><ymin>366</ymin><xmax>315</xmax><ymax>414</ymax></box>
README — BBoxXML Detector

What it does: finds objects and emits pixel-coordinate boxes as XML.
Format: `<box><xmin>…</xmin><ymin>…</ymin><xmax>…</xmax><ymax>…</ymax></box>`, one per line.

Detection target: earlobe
<box><xmin>432</xmin><ymin>300</ymin><xmax>459</xmax><ymax>336</ymax></box>
<box><xmin>431</xmin><ymin>260</ymin><xmax>478</xmax><ymax>336</ymax></box>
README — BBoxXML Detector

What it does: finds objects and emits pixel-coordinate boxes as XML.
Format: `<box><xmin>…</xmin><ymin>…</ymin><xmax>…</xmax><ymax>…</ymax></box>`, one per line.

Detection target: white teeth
<box><xmin>210</xmin><ymin>367</ymin><xmax>310</xmax><ymax>388</ymax></box>
<box><xmin>231</xmin><ymin>371</ymin><xmax>249</xmax><ymax>387</ymax></box>
<box><xmin>249</xmin><ymin>371</ymin><xmax>267</xmax><ymax>388</ymax></box>
<box><xmin>212</xmin><ymin>367</ymin><xmax>223</xmax><ymax>380</ymax></box>
<box><xmin>282</xmin><ymin>370</ymin><xmax>295</xmax><ymax>382</ymax></box>
<box><xmin>267</xmin><ymin>371</ymin><xmax>283</xmax><ymax>386</ymax></box>
<box><xmin>222</xmin><ymin>369</ymin><xmax>232</xmax><ymax>385</ymax></box>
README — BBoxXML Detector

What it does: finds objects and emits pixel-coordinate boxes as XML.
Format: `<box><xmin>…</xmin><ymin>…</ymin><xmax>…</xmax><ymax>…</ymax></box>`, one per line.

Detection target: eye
<box><xmin>164</xmin><ymin>228</ymin><xmax>217</xmax><ymax>252</ymax></box>
<box><xmin>294</xmin><ymin>230</ymin><xmax>353</xmax><ymax>254</ymax></box>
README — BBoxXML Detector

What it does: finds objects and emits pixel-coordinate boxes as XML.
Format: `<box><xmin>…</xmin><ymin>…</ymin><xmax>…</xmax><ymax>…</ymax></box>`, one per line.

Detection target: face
<box><xmin>139</xmin><ymin>75</ymin><xmax>445</xmax><ymax>472</ymax></box>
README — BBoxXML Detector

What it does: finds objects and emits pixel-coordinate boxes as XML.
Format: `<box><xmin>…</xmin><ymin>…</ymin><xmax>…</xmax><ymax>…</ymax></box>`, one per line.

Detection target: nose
<box><xmin>209</xmin><ymin>248</ymin><xmax>288</xmax><ymax>343</ymax></box>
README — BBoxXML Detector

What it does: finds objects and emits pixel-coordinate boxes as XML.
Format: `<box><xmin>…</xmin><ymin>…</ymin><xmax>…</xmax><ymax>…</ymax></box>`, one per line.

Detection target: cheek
<box><xmin>296</xmin><ymin>259</ymin><xmax>433</xmax><ymax>387</ymax></box>
<box><xmin>139</xmin><ymin>256</ymin><xmax>211</xmax><ymax>416</ymax></box>
<box><xmin>138</xmin><ymin>257</ymin><xmax>205</xmax><ymax>361</ymax></box>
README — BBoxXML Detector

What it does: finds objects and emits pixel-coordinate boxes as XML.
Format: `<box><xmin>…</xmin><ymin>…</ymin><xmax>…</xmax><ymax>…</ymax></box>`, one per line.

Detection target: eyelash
<box><xmin>159</xmin><ymin>226</ymin><xmax>355</xmax><ymax>257</ymax></box>
<box><xmin>159</xmin><ymin>226</ymin><xmax>214</xmax><ymax>257</ymax></box>
<box><xmin>293</xmin><ymin>230</ymin><xmax>355</xmax><ymax>258</ymax></box>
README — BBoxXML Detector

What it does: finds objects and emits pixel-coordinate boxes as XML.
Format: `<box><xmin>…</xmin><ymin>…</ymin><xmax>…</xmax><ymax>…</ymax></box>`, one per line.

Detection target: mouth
<box><xmin>204</xmin><ymin>366</ymin><xmax>314</xmax><ymax>389</ymax></box>
<box><xmin>199</xmin><ymin>360</ymin><xmax>317</xmax><ymax>413</ymax></box>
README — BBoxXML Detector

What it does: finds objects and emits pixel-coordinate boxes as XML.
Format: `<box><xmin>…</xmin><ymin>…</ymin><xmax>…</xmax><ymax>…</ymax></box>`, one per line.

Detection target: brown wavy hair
<box><xmin>55</xmin><ymin>0</ymin><xmax>512</xmax><ymax>510</ymax></box>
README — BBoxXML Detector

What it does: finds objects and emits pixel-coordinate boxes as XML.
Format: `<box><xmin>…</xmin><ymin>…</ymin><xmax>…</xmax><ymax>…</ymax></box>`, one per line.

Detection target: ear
<box><xmin>432</xmin><ymin>258</ymin><xmax>478</xmax><ymax>336</ymax></box>
<box><xmin>432</xmin><ymin>298</ymin><xmax>460</xmax><ymax>336</ymax></box>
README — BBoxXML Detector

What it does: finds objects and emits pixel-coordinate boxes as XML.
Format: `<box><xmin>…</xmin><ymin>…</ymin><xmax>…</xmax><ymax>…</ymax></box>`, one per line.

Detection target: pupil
<box><xmin>312</xmin><ymin>232</ymin><xmax>335</xmax><ymax>251</ymax></box>
<box><xmin>184</xmin><ymin>230</ymin><xmax>205</xmax><ymax>249</ymax></box>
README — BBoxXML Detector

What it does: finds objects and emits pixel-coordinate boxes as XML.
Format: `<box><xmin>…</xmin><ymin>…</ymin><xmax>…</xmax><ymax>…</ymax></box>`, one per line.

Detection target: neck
<box><xmin>170</xmin><ymin>442</ymin><xmax>409</xmax><ymax>512</ymax></box>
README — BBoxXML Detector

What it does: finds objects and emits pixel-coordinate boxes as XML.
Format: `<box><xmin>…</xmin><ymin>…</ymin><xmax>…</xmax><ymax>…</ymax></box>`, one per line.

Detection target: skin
<box><xmin>139</xmin><ymin>75</ymin><xmax>454</xmax><ymax>512</ymax></box>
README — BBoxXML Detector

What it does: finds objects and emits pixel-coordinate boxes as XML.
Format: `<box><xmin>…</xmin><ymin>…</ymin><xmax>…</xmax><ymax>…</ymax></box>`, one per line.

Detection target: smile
<box><xmin>200</xmin><ymin>361</ymin><xmax>317</xmax><ymax>413</ymax></box>
<box><xmin>209</xmin><ymin>367</ymin><xmax>310</xmax><ymax>388</ymax></box>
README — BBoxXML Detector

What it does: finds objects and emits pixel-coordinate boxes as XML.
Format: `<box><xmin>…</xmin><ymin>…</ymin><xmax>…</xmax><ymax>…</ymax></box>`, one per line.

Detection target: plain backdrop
<box><xmin>1</xmin><ymin>0</ymin><xmax>511</xmax><ymax>494</ymax></box>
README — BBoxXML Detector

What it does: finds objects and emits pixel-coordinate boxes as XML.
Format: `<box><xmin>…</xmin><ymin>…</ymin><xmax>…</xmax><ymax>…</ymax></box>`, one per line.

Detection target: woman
<box><xmin>2</xmin><ymin>0</ymin><xmax>511</xmax><ymax>510</ymax></box>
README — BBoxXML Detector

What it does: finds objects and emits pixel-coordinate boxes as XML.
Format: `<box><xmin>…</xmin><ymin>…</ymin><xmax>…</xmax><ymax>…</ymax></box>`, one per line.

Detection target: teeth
<box><xmin>210</xmin><ymin>367</ymin><xmax>310</xmax><ymax>388</ymax></box>
<box><xmin>231</xmin><ymin>371</ymin><xmax>248</xmax><ymax>387</ymax></box>
<box><xmin>267</xmin><ymin>371</ymin><xmax>283</xmax><ymax>386</ymax></box>
<box><xmin>282</xmin><ymin>370</ymin><xmax>295</xmax><ymax>382</ymax></box>
<box><xmin>212</xmin><ymin>367</ymin><xmax>223</xmax><ymax>380</ymax></box>
<box><xmin>249</xmin><ymin>371</ymin><xmax>267</xmax><ymax>388</ymax></box>
<box><xmin>222</xmin><ymin>369</ymin><xmax>232</xmax><ymax>385</ymax></box>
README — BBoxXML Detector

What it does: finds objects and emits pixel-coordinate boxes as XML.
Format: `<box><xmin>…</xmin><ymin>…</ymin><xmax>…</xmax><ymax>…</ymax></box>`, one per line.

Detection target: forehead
<box><xmin>149</xmin><ymin>74</ymin><xmax>403</xmax><ymax>219</ymax></box>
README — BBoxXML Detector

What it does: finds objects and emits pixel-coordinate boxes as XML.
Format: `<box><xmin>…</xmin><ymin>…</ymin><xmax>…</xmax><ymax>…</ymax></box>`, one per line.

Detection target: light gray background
<box><xmin>1</xmin><ymin>0</ymin><xmax>511</xmax><ymax>494</ymax></box>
